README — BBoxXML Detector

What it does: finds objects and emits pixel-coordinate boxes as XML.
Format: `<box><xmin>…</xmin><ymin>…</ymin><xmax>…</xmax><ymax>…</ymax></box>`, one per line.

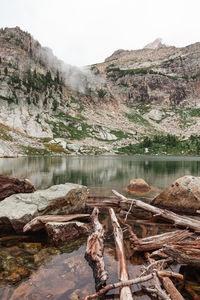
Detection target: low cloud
<box><xmin>34</xmin><ymin>45</ymin><xmax>104</xmax><ymax>93</ymax></box>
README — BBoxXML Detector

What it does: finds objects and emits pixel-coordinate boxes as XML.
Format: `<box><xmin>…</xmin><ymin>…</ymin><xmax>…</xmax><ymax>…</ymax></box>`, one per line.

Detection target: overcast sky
<box><xmin>1</xmin><ymin>0</ymin><xmax>200</xmax><ymax>66</ymax></box>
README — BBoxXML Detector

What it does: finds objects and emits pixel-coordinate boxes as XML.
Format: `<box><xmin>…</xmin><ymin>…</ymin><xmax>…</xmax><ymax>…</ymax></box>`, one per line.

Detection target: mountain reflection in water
<box><xmin>1</xmin><ymin>155</ymin><xmax>200</xmax><ymax>193</ymax></box>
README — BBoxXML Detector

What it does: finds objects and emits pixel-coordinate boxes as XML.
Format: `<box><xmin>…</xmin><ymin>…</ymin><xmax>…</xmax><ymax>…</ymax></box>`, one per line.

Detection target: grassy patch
<box><xmin>188</xmin><ymin>108</ymin><xmax>200</xmax><ymax>117</ymax></box>
<box><xmin>110</xmin><ymin>130</ymin><xmax>130</xmax><ymax>139</ymax></box>
<box><xmin>55</xmin><ymin>112</ymin><xmax>86</xmax><ymax>122</ymax></box>
<box><xmin>125</xmin><ymin>112</ymin><xmax>151</xmax><ymax>127</ymax></box>
<box><xmin>46</xmin><ymin>119</ymin><xmax>92</xmax><ymax>140</ymax></box>
<box><xmin>70</xmin><ymin>96</ymin><xmax>84</xmax><ymax>112</ymax></box>
<box><xmin>106</xmin><ymin>67</ymin><xmax>180</xmax><ymax>80</ymax></box>
<box><xmin>136</xmin><ymin>104</ymin><xmax>152</xmax><ymax>114</ymax></box>
<box><xmin>44</xmin><ymin>143</ymin><xmax>70</xmax><ymax>154</ymax></box>
<box><xmin>172</xmin><ymin>108</ymin><xmax>196</xmax><ymax>129</ymax></box>
<box><xmin>21</xmin><ymin>146</ymin><xmax>51</xmax><ymax>156</ymax></box>
<box><xmin>0</xmin><ymin>124</ymin><xmax>13</xmax><ymax>141</ymax></box>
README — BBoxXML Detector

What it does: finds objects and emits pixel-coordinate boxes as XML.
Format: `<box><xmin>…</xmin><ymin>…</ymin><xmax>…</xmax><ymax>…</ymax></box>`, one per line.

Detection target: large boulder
<box><xmin>152</xmin><ymin>175</ymin><xmax>200</xmax><ymax>213</ymax></box>
<box><xmin>0</xmin><ymin>183</ymin><xmax>88</xmax><ymax>232</ymax></box>
<box><xmin>0</xmin><ymin>175</ymin><xmax>35</xmax><ymax>201</ymax></box>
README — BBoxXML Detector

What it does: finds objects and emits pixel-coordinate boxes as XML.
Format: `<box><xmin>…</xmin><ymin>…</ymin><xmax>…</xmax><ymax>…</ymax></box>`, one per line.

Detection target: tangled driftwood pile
<box><xmin>82</xmin><ymin>190</ymin><xmax>200</xmax><ymax>300</ymax></box>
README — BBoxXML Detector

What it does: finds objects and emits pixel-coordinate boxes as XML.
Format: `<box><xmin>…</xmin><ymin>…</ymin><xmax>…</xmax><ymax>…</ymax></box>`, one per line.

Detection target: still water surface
<box><xmin>1</xmin><ymin>155</ymin><xmax>200</xmax><ymax>192</ymax></box>
<box><xmin>0</xmin><ymin>155</ymin><xmax>200</xmax><ymax>299</ymax></box>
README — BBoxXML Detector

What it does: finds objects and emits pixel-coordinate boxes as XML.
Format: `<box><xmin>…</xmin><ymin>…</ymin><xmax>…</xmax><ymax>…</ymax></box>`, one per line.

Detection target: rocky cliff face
<box><xmin>98</xmin><ymin>41</ymin><xmax>200</xmax><ymax>107</ymax></box>
<box><xmin>0</xmin><ymin>27</ymin><xmax>200</xmax><ymax>157</ymax></box>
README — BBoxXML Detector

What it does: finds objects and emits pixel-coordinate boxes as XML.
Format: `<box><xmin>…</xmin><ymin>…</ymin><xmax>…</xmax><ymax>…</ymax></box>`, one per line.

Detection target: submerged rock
<box><xmin>9</xmin><ymin>268</ymin><xmax>76</xmax><ymax>300</ymax></box>
<box><xmin>0</xmin><ymin>183</ymin><xmax>88</xmax><ymax>232</ymax></box>
<box><xmin>128</xmin><ymin>178</ymin><xmax>151</xmax><ymax>194</ymax></box>
<box><xmin>152</xmin><ymin>175</ymin><xmax>200</xmax><ymax>213</ymax></box>
<box><xmin>45</xmin><ymin>221</ymin><xmax>89</xmax><ymax>245</ymax></box>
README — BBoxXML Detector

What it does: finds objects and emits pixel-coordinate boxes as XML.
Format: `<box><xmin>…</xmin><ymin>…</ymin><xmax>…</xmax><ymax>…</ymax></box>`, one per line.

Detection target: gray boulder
<box><xmin>0</xmin><ymin>183</ymin><xmax>88</xmax><ymax>232</ymax></box>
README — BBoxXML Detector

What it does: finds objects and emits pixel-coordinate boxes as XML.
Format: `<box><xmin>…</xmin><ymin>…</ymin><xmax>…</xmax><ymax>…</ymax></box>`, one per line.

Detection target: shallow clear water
<box><xmin>0</xmin><ymin>155</ymin><xmax>200</xmax><ymax>299</ymax></box>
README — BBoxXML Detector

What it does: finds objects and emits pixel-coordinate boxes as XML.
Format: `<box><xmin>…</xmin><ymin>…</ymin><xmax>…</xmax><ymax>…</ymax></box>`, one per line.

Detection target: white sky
<box><xmin>1</xmin><ymin>0</ymin><xmax>200</xmax><ymax>66</ymax></box>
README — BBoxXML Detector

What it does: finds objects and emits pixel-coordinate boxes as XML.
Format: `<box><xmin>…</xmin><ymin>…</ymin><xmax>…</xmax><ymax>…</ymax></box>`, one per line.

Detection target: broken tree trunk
<box><xmin>109</xmin><ymin>208</ymin><xmax>133</xmax><ymax>300</ymax></box>
<box><xmin>85</xmin><ymin>207</ymin><xmax>108</xmax><ymax>290</ymax></box>
<box><xmin>162</xmin><ymin>240</ymin><xmax>200</xmax><ymax>267</ymax></box>
<box><xmin>112</xmin><ymin>190</ymin><xmax>200</xmax><ymax>232</ymax></box>
<box><xmin>130</xmin><ymin>230</ymin><xmax>193</xmax><ymax>252</ymax></box>
<box><xmin>23</xmin><ymin>214</ymin><xmax>90</xmax><ymax>232</ymax></box>
<box><xmin>0</xmin><ymin>175</ymin><xmax>35</xmax><ymax>201</ymax></box>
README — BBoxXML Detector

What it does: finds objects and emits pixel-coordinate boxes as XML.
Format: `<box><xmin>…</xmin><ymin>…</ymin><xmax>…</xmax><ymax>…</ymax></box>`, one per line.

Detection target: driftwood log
<box><xmin>23</xmin><ymin>214</ymin><xmax>90</xmax><ymax>232</ymax></box>
<box><xmin>85</xmin><ymin>207</ymin><xmax>108</xmax><ymax>290</ymax></box>
<box><xmin>162</xmin><ymin>240</ymin><xmax>200</xmax><ymax>267</ymax></box>
<box><xmin>109</xmin><ymin>208</ymin><xmax>133</xmax><ymax>300</ymax></box>
<box><xmin>122</xmin><ymin>218</ymin><xmax>184</xmax><ymax>300</ymax></box>
<box><xmin>112</xmin><ymin>190</ymin><xmax>200</xmax><ymax>232</ymax></box>
<box><xmin>144</xmin><ymin>253</ymin><xmax>184</xmax><ymax>300</ymax></box>
<box><xmin>0</xmin><ymin>175</ymin><xmax>35</xmax><ymax>201</ymax></box>
<box><xmin>130</xmin><ymin>230</ymin><xmax>193</xmax><ymax>252</ymax></box>
<box><xmin>159</xmin><ymin>276</ymin><xmax>185</xmax><ymax>300</ymax></box>
<box><xmin>81</xmin><ymin>274</ymin><xmax>153</xmax><ymax>300</ymax></box>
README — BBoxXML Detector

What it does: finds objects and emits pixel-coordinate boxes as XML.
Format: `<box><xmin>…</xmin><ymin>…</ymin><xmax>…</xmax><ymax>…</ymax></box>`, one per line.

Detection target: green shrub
<box><xmin>97</xmin><ymin>89</ymin><xmax>107</xmax><ymax>98</ymax></box>
<box><xmin>4</xmin><ymin>67</ymin><xmax>8</xmax><ymax>76</ymax></box>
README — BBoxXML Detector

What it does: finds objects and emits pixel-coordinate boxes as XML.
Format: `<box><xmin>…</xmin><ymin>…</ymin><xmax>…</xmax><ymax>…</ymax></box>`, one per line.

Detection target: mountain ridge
<box><xmin>0</xmin><ymin>26</ymin><xmax>200</xmax><ymax>157</ymax></box>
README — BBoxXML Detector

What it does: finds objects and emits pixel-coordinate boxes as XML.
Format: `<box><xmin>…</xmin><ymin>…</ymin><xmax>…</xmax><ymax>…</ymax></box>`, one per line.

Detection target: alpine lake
<box><xmin>0</xmin><ymin>155</ymin><xmax>200</xmax><ymax>300</ymax></box>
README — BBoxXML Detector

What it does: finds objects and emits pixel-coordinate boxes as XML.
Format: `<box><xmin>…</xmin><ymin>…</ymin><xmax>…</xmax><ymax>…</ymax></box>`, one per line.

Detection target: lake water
<box><xmin>1</xmin><ymin>155</ymin><xmax>200</xmax><ymax>192</ymax></box>
<box><xmin>0</xmin><ymin>155</ymin><xmax>200</xmax><ymax>299</ymax></box>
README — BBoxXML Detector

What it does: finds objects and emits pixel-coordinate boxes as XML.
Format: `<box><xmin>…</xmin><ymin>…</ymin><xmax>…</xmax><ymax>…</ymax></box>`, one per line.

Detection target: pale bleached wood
<box><xmin>81</xmin><ymin>273</ymin><xmax>153</xmax><ymax>300</ymax></box>
<box><xmin>109</xmin><ymin>208</ymin><xmax>133</xmax><ymax>300</ymax></box>
<box><xmin>112</xmin><ymin>190</ymin><xmax>200</xmax><ymax>232</ymax></box>
<box><xmin>131</xmin><ymin>230</ymin><xmax>193</xmax><ymax>251</ymax></box>
<box><xmin>85</xmin><ymin>207</ymin><xmax>108</xmax><ymax>290</ymax></box>
<box><xmin>23</xmin><ymin>214</ymin><xmax>90</xmax><ymax>232</ymax></box>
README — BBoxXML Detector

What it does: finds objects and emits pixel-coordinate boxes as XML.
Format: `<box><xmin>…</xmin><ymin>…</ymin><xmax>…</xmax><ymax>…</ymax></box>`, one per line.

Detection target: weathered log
<box><xmin>131</xmin><ymin>230</ymin><xmax>193</xmax><ymax>252</ymax></box>
<box><xmin>159</xmin><ymin>276</ymin><xmax>185</xmax><ymax>300</ymax></box>
<box><xmin>109</xmin><ymin>208</ymin><xmax>133</xmax><ymax>300</ymax></box>
<box><xmin>112</xmin><ymin>190</ymin><xmax>200</xmax><ymax>232</ymax></box>
<box><xmin>162</xmin><ymin>241</ymin><xmax>200</xmax><ymax>267</ymax></box>
<box><xmin>81</xmin><ymin>274</ymin><xmax>153</xmax><ymax>300</ymax></box>
<box><xmin>45</xmin><ymin>221</ymin><xmax>89</xmax><ymax>244</ymax></box>
<box><xmin>142</xmin><ymin>272</ymin><xmax>171</xmax><ymax>300</ymax></box>
<box><xmin>158</xmin><ymin>271</ymin><xmax>184</xmax><ymax>280</ymax></box>
<box><xmin>85</xmin><ymin>207</ymin><xmax>108</xmax><ymax>290</ymax></box>
<box><xmin>0</xmin><ymin>175</ymin><xmax>35</xmax><ymax>201</ymax></box>
<box><xmin>150</xmin><ymin>249</ymin><xmax>170</xmax><ymax>259</ymax></box>
<box><xmin>144</xmin><ymin>252</ymin><xmax>184</xmax><ymax>300</ymax></box>
<box><xmin>23</xmin><ymin>214</ymin><xmax>90</xmax><ymax>232</ymax></box>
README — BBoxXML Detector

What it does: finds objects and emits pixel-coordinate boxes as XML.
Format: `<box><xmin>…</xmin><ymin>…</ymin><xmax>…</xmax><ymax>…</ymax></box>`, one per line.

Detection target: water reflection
<box><xmin>1</xmin><ymin>156</ymin><xmax>200</xmax><ymax>193</ymax></box>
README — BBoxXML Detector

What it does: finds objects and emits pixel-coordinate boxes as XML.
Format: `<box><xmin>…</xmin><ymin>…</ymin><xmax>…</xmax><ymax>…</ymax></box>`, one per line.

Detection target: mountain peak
<box><xmin>144</xmin><ymin>38</ymin><xmax>166</xmax><ymax>49</ymax></box>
